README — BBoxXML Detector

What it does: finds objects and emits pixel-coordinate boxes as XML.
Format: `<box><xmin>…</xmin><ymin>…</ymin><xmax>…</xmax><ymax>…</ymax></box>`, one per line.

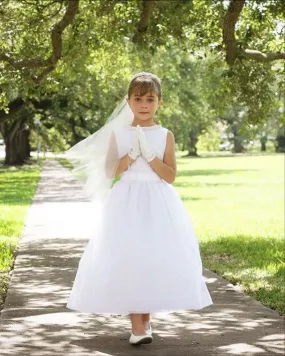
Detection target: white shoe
<box><xmin>129</xmin><ymin>333</ymin><xmax>153</xmax><ymax>345</ymax></box>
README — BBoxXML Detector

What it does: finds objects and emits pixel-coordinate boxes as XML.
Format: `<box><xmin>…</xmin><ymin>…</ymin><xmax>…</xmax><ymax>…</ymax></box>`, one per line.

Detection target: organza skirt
<box><xmin>66</xmin><ymin>171</ymin><xmax>212</xmax><ymax>314</ymax></box>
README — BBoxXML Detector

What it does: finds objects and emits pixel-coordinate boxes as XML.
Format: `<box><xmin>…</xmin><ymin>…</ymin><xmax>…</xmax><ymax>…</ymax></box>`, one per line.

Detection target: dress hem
<box><xmin>66</xmin><ymin>300</ymin><xmax>213</xmax><ymax>315</ymax></box>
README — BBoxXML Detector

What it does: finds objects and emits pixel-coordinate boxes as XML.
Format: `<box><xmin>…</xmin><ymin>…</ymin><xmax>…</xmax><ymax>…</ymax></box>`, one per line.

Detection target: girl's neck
<box><xmin>131</xmin><ymin>117</ymin><xmax>156</xmax><ymax>127</ymax></box>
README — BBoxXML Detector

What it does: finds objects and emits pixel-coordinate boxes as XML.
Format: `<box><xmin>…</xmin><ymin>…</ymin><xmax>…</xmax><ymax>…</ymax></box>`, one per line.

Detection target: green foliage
<box><xmin>0</xmin><ymin>0</ymin><xmax>284</xmax><ymax>161</ymax></box>
<box><xmin>0</xmin><ymin>92</ymin><xmax>8</xmax><ymax>112</ymax></box>
<box><xmin>197</xmin><ymin>125</ymin><xmax>221</xmax><ymax>152</ymax></box>
<box><xmin>30</xmin><ymin>126</ymin><xmax>69</xmax><ymax>153</ymax></box>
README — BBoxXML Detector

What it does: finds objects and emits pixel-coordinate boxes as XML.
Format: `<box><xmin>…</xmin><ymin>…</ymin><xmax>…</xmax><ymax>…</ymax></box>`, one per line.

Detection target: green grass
<box><xmin>56</xmin><ymin>157</ymin><xmax>73</xmax><ymax>170</ymax></box>
<box><xmin>0</xmin><ymin>159</ymin><xmax>42</xmax><ymax>308</ymax></box>
<box><xmin>174</xmin><ymin>153</ymin><xmax>284</xmax><ymax>314</ymax></box>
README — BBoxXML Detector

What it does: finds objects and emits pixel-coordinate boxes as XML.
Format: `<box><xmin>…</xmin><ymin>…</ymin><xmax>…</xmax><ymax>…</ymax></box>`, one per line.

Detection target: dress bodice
<box><xmin>114</xmin><ymin>125</ymin><xmax>168</xmax><ymax>180</ymax></box>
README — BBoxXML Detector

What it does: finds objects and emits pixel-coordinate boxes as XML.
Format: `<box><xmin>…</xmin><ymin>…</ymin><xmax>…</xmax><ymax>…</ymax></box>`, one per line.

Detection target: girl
<box><xmin>66</xmin><ymin>72</ymin><xmax>212</xmax><ymax>346</ymax></box>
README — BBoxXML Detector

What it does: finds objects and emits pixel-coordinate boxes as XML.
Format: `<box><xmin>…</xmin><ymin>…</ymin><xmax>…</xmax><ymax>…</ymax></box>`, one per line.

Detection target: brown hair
<box><xmin>128</xmin><ymin>72</ymin><xmax>162</xmax><ymax>100</ymax></box>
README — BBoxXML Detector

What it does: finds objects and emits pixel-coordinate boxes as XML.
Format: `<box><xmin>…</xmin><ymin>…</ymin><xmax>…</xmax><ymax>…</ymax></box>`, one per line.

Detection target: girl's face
<box><xmin>127</xmin><ymin>92</ymin><xmax>162</xmax><ymax>121</ymax></box>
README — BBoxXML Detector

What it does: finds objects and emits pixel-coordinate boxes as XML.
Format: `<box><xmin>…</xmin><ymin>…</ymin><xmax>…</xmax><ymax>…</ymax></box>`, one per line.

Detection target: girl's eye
<box><xmin>134</xmin><ymin>98</ymin><xmax>154</xmax><ymax>103</ymax></box>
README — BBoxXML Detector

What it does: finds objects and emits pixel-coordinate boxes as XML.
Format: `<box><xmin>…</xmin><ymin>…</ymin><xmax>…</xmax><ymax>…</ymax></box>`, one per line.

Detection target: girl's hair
<box><xmin>128</xmin><ymin>72</ymin><xmax>162</xmax><ymax>100</ymax></box>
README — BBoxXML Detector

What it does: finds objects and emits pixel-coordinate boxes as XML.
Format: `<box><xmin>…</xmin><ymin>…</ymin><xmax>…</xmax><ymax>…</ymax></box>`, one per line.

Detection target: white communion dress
<box><xmin>66</xmin><ymin>124</ymin><xmax>213</xmax><ymax>314</ymax></box>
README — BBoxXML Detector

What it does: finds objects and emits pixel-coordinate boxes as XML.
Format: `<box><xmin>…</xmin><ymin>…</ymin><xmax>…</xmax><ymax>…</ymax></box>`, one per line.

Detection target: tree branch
<box><xmin>10</xmin><ymin>117</ymin><xmax>24</xmax><ymax>143</ymax></box>
<box><xmin>222</xmin><ymin>0</ymin><xmax>285</xmax><ymax>65</ymax></box>
<box><xmin>243</xmin><ymin>49</ymin><xmax>285</xmax><ymax>62</ymax></box>
<box><xmin>50</xmin><ymin>0</ymin><xmax>79</xmax><ymax>63</ymax></box>
<box><xmin>222</xmin><ymin>0</ymin><xmax>245</xmax><ymax>65</ymax></box>
<box><xmin>32</xmin><ymin>65</ymin><xmax>57</xmax><ymax>84</ymax></box>
<box><xmin>0</xmin><ymin>0</ymin><xmax>80</xmax><ymax>82</ymax></box>
<box><xmin>132</xmin><ymin>0</ymin><xmax>155</xmax><ymax>43</ymax></box>
<box><xmin>0</xmin><ymin>53</ymin><xmax>48</xmax><ymax>69</ymax></box>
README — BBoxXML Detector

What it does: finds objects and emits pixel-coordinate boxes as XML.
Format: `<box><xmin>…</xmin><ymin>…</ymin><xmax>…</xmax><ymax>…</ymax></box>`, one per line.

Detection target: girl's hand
<box><xmin>137</xmin><ymin>125</ymin><xmax>155</xmax><ymax>162</ymax></box>
<box><xmin>128</xmin><ymin>126</ymin><xmax>141</xmax><ymax>160</ymax></box>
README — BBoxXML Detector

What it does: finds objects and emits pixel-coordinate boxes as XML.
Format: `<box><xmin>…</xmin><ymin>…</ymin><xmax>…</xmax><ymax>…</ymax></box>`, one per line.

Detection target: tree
<box><xmin>1</xmin><ymin>0</ymin><xmax>284</xmax><ymax>87</ymax></box>
<box><xmin>0</xmin><ymin>0</ymin><xmax>284</xmax><ymax>164</ymax></box>
<box><xmin>0</xmin><ymin>0</ymin><xmax>80</xmax><ymax>164</ymax></box>
<box><xmin>0</xmin><ymin>0</ymin><xmax>79</xmax><ymax>84</ymax></box>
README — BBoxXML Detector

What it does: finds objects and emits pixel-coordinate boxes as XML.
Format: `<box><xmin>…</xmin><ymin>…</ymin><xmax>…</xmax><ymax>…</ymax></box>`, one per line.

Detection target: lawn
<box><xmin>174</xmin><ymin>153</ymin><xmax>284</xmax><ymax>314</ymax></box>
<box><xmin>0</xmin><ymin>160</ymin><xmax>41</xmax><ymax>309</ymax></box>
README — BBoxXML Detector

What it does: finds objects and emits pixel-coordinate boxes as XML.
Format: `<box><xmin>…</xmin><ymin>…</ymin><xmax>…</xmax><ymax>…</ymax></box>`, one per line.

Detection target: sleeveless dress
<box><xmin>66</xmin><ymin>124</ymin><xmax>212</xmax><ymax>314</ymax></box>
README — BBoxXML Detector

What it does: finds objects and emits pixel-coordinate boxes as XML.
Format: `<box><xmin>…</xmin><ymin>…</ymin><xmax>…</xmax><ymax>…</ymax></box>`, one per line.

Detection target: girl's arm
<box><xmin>105</xmin><ymin>132</ymin><xmax>136</xmax><ymax>177</ymax></box>
<box><xmin>114</xmin><ymin>154</ymin><xmax>135</xmax><ymax>176</ymax></box>
<box><xmin>105</xmin><ymin>131</ymin><xmax>118</xmax><ymax>178</ymax></box>
<box><xmin>149</xmin><ymin>130</ymin><xmax>177</xmax><ymax>184</ymax></box>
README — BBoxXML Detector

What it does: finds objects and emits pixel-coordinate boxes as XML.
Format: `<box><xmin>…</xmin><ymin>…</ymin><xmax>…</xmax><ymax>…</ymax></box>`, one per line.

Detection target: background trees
<box><xmin>0</xmin><ymin>0</ymin><xmax>284</xmax><ymax>164</ymax></box>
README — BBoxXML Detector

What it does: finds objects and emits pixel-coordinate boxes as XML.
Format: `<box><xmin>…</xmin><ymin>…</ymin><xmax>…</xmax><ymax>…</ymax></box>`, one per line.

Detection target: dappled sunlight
<box><xmin>203</xmin><ymin>276</ymin><xmax>218</xmax><ymax>283</ymax></box>
<box><xmin>218</xmin><ymin>343</ymin><xmax>266</xmax><ymax>354</ymax></box>
<box><xmin>1</xmin><ymin>304</ymin><xmax>284</xmax><ymax>355</ymax></box>
<box><xmin>2</xmin><ymin>265</ymin><xmax>283</xmax><ymax>355</ymax></box>
<box><xmin>256</xmin><ymin>334</ymin><xmax>285</xmax><ymax>355</ymax></box>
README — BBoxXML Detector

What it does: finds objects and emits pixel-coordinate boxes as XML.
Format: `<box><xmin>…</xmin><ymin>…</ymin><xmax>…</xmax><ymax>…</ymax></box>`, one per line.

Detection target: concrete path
<box><xmin>0</xmin><ymin>160</ymin><xmax>284</xmax><ymax>356</ymax></box>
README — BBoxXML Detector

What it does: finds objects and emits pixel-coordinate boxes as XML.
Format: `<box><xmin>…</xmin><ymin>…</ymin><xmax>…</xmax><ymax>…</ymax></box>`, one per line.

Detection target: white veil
<box><xmin>66</xmin><ymin>95</ymin><xmax>134</xmax><ymax>203</ymax></box>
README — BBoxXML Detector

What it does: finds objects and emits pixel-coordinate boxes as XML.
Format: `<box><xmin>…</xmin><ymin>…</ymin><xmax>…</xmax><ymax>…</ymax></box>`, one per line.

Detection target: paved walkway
<box><xmin>0</xmin><ymin>160</ymin><xmax>284</xmax><ymax>356</ymax></box>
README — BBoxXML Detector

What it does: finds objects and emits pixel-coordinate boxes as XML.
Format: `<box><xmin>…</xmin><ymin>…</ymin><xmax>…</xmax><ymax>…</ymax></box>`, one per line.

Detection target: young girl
<box><xmin>66</xmin><ymin>72</ymin><xmax>212</xmax><ymax>345</ymax></box>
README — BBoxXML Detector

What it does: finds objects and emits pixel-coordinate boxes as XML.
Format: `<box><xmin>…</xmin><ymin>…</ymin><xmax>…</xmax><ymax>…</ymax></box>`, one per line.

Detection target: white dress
<box><xmin>66</xmin><ymin>124</ymin><xmax>212</xmax><ymax>314</ymax></box>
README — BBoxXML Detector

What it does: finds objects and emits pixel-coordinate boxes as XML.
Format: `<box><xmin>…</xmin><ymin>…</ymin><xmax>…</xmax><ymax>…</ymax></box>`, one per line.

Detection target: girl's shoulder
<box><xmin>160</xmin><ymin>126</ymin><xmax>174</xmax><ymax>137</ymax></box>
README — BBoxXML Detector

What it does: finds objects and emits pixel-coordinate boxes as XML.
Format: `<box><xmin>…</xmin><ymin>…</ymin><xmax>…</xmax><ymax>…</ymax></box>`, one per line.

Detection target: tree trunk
<box><xmin>1</xmin><ymin>118</ymin><xmax>30</xmax><ymax>165</ymax></box>
<box><xmin>260</xmin><ymin>135</ymin><xmax>267</xmax><ymax>152</ymax></box>
<box><xmin>232</xmin><ymin>135</ymin><xmax>245</xmax><ymax>153</ymax></box>
<box><xmin>4</xmin><ymin>141</ymin><xmax>23</xmax><ymax>165</ymax></box>
<box><xmin>275</xmin><ymin>134</ymin><xmax>285</xmax><ymax>152</ymax></box>
<box><xmin>0</xmin><ymin>99</ymin><xmax>34</xmax><ymax>165</ymax></box>
<box><xmin>261</xmin><ymin>142</ymin><xmax>266</xmax><ymax>151</ymax></box>
<box><xmin>2</xmin><ymin>120</ymin><xmax>23</xmax><ymax>165</ymax></box>
<box><xmin>20</xmin><ymin>126</ymin><xmax>31</xmax><ymax>159</ymax></box>
<box><xmin>187</xmin><ymin>129</ymin><xmax>199</xmax><ymax>156</ymax></box>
